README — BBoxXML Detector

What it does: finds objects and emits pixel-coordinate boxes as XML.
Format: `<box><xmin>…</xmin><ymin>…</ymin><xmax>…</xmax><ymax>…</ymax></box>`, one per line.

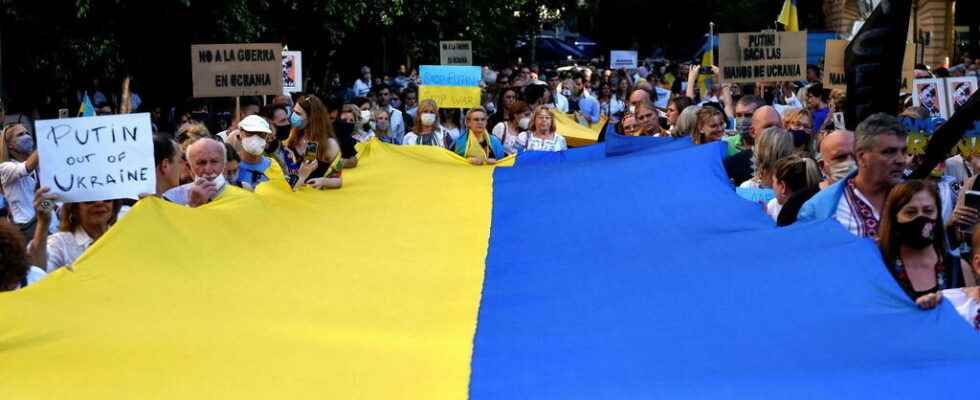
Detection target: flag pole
<box><xmin>709</xmin><ymin>22</ymin><xmax>715</xmax><ymax>67</ymax></box>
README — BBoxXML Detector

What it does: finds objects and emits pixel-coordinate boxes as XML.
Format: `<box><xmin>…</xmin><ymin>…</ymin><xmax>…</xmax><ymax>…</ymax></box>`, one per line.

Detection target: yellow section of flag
<box><xmin>0</xmin><ymin>139</ymin><xmax>506</xmax><ymax>399</ymax></box>
<box><xmin>550</xmin><ymin>109</ymin><xmax>606</xmax><ymax>147</ymax></box>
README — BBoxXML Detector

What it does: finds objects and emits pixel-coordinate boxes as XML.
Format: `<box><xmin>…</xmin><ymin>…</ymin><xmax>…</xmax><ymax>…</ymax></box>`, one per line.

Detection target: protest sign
<box><xmin>440</xmin><ymin>41</ymin><xmax>473</xmax><ymax>66</ymax></box>
<box><xmin>418</xmin><ymin>65</ymin><xmax>481</xmax><ymax>108</ymax></box>
<box><xmin>282</xmin><ymin>51</ymin><xmax>303</xmax><ymax>93</ymax></box>
<box><xmin>35</xmin><ymin>113</ymin><xmax>155</xmax><ymax>202</ymax></box>
<box><xmin>609</xmin><ymin>51</ymin><xmax>638</xmax><ymax>70</ymax></box>
<box><xmin>191</xmin><ymin>43</ymin><xmax>283</xmax><ymax>98</ymax></box>
<box><xmin>946</xmin><ymin>77</ymin><xmax>979</xmax><ymax>116</ymax></box>
<box><xmin>912</xmin><ymin>78</ymin><xmax>949</xmax><ymax>119</ymax></box>
<box><xmin>899</xmin><ymin>116</ymin><xmax>980</xmax><ymax>159</ymax></box>
<box><xmin>719</xmin><ymin>31</ymin><xmax>806</xmax><ymax>83</ymax></box>
<box><xmin>824</xmin><ymin>40</ymin><xmax>914</xmax><ymax>92</ymax></box>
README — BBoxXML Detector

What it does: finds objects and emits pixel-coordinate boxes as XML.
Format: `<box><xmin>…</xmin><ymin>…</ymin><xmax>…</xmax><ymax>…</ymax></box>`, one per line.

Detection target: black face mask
<box><xmin>789</xmin><ymin>129</ymin><xmax>809</xmax><ymax>148</ymax></box>
<box><xmin>334</xmin><ymin>120</ymin><xmax>355</xmax><ymax>137</ymax></box>
<box><xmin>896</xmin><ymin>216</ymin><xmax>936</xmax><ymax>249</ymax></box>
<box><xmin>275</xmin><ymin>124</ymin><xmax>291</xmax><ymax>141</ymax></box>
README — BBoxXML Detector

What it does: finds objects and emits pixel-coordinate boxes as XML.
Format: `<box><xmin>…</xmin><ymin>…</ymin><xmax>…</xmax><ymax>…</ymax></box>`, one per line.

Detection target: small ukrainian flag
<box><xmin>78</xmin><ymin>92</ymin><xmax>96</xmax><ymax>117</ymax></box>
<box><xmin>777</xmin><ymin>0</ymin><xmax>799</xmax><ymax>32</ymax></box>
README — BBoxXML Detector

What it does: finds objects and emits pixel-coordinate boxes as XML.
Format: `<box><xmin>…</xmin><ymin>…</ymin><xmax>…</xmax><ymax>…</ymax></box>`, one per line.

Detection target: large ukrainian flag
<box><xmin>2</xmin><ymin>135</ymin><xmax>980</xmax><ymax>398</ymax></box>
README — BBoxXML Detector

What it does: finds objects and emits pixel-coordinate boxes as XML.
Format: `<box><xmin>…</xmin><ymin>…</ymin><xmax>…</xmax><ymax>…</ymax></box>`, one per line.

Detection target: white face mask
<box><xmin>828</xmin><ymin>159</ymin><xmax>857</xmax><ymax>183</ymax></box>
<box><xmin>421</xmin><ymin>113</ymin><xmax>437</xmax><ymax>126</ymax></box>
<box><xmin>518</xmin><ymin>117</ymin><xmax>531</xmax><ymax>130</ymax></box>
<box><xmin>196</xmin><ymin>173</ymin><xmax>227</xmax><ymax>193</ymax></box>
<box><xmin>360</xmin><ymin>110</ymin><xmax>372</xmax><ymax>122</ymax></box>
<box><xmin>241</xmin><ymin>135</ymin><xmax>267</xmax><ymax>156</ymax></box>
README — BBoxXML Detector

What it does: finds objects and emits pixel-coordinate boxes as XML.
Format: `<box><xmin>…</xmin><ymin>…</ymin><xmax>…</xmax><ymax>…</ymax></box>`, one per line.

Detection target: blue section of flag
<box><xmin>470</xmin><ymin>140</ymin><xmax>980</xmax><ymax>398</ymax></box>
<box><xmin>419</xmin><ymin>65</ymin><xmax>482</xmax><ymax>87</ymax></box>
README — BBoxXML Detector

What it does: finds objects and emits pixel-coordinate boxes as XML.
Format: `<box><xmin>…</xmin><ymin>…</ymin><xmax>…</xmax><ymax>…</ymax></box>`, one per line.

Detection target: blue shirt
<box><xmin>578</xmin><ymin>96</ymin><xmax>601</xmax><ymax>124</ymax></box>
<box><xmin>238</xmin><ymin>157</ymin><xmax>272</xmax><ymax>187</ymax></box>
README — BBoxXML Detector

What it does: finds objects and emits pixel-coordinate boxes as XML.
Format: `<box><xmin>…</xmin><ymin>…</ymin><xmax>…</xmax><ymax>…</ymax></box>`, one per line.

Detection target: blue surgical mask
<box><xmin>14</xmin><ymin>134</ymin><xmax>34</xmax><ymax>154</ymax></box>
<box><xmin>289</xmin><ymin>112</ymin><xmax>306</xmax><ymax>129</ymax></box>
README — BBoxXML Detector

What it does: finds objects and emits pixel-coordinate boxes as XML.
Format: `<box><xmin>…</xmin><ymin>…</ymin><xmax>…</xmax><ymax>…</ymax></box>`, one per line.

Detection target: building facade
<box><xmin>822</xmin><ymin>0</ymin><xmax>972</xmax><ymax>68</ymax></box>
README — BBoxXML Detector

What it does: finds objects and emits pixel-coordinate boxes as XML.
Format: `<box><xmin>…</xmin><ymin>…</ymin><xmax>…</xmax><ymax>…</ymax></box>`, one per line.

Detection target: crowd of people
<box><xmin>1</xmin><ymin>53</ymin><xmax>979</xmax><ymax>330</ymax></box>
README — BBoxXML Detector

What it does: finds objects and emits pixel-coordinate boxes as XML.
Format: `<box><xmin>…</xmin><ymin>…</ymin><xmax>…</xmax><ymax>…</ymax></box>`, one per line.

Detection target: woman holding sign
<box><xmin>0</xmin><ymin>124</ymin><xmax>39</xmax><ymax>241</ymax></box>
<box><xmin>28</xmin><ymin>187</ymin><xmax>118</xmax><ymax>272</ymax></box>
<box><xmin>281</xmin><ymin>95</ymin><xmax>343</xmax><ymax>190</ymax></box>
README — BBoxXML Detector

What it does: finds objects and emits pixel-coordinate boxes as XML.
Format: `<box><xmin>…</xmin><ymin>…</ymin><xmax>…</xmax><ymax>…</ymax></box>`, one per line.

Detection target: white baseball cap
<box><xmin>239</xmin><ymin>115</ymin><xmax>272</xmax><ymax>134</ymax></box>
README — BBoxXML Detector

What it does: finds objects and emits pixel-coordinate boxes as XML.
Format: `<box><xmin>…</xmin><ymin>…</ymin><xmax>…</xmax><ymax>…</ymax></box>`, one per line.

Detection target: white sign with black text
<box><xmin>35</xmin><ymin>113</ymin><xmax>156</xmax><ymax>203</ymax></box>
<box><xmin>440</xmin><ymin>41</ymin><xmax>473</xmax><ymax>66</ymax></box>
<box><xmin>610</xmin><ymin>51</ymin><xmax>638</xmax><ymax>70</ymax></box>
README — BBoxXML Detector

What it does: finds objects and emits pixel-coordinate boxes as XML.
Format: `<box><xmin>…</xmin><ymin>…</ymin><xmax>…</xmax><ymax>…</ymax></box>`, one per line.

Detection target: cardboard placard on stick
<box><xmin>609</xmin><ymin>51</ymin><xmax>638</xmax><ymax>70</ymax></box>
<box><xmin>440</xmin><ymin>41</ymin><xmax>473</xmax><ymax>66</ymax></box>
<box><xmin>191</xmin><ymin>43</ymin><xmax>284</xmax><ymax>98</ymax></box>
<box><xmin>824</xmin><ymin>40</ymin><xmax>914</xmax><ymax>92</ymax></box>
<box><xmin>719</xmin><ymin>31</ymin><xmax>806</xmax><ymax>83</ymax></box>
<box><xmin>282</xmin><ymin>51</ymin><xmax>303</xmax><ymax>93</ymax></box>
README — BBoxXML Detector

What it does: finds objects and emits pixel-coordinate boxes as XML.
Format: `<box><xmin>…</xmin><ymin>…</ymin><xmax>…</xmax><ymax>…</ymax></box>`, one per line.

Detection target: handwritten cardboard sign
<box><xmin>719</xmin><ymin>31</ymin><xmax>806</xmax><ymax>83</ymax></box>
<box><xmin>36</xmin><ymin>113</ymin><xmax>156</xmax><ymax>202</ymax></box>
<box><xmin>191</xmin><ymin>43</ymin><xmax>283</xmax><ymax>98</ymax></box>
<box><xmin>440</xmin><ymin>41</ymin><xmax>473</xmax><ymax>66</ymax></box>
<box><xmin>824</xmin><ymin>40</ymin><xmax>914</xmax><ymax>92</ymax></box>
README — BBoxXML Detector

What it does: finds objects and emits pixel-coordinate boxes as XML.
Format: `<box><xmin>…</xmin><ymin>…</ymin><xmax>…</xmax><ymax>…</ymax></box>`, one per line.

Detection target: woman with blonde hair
<box><xmin>340</xmin><ymin>104</ymin><xmax>373</xmax><ymax>143</ymax></box>
<box><xmin>29</xmin><ymin>187</ymin><xmax>120</xmax><ymax>272</ymax></box>
<box><xmin>783</xmin><ymin>107</ymin><xmax>815</xmax><ymax>155</ymax></box>
<box><xmin>739</xmin><ymin>126</ymin><xmax>795</xmax><ymax>189</ymax></box>
<box><xmin>0</xmin><ymin>123</ymin><xmax>39</xmax><ymax>241</ymax></box>
<box><xmin>692</xmin><ymin>106</ymin><xmax>726</xmax><ymax>144</ymax></box>
<box><xmin>281</xmin><ymin>94</ymin><xmax>342</xmax><ymax>190</ymax></box>
<box><xmin>516</xmin><ymin>106</ymin><xmax>567</xmax><ymax>152</ymax></box>
<box><xmin>403</xmin><ymin>99</ymin><xmax>451</xmax><ymax>149</ymax></box>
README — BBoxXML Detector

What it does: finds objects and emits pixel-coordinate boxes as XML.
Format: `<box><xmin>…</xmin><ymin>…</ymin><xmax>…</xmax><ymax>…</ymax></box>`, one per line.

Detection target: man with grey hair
<box><xmin>796</xmin><ymin>113</ymin><xmax>908</xmax><ymax>238</ymax></box>
<box><xmin>163</xmin><ymin>138</ymin><xmax>229</xmax><ymax>207</ymax></box>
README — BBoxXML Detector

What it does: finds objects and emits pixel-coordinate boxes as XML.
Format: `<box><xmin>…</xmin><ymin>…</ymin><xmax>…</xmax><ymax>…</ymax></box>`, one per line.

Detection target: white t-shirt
<box><xmin>352</xmin><ymin>130</ymin><xmax>375</xmax><ymax>143</ymax></box>
<box><xmin>739</xmin><ymin>179</ymin><xmax>763</xmax><ymax>189</ymax></box>
<box><xmin>163</xmin><ymin>181</ymin><xmax>227</xmax><ymax>207</ymax></box>
<box><xmin>444</xmin><ymin>127</ymin><xmax>461</xmax><ymax>142</ymax></box>
<box><xmin>44</xmin><ymin>228</ymin><xmax>94</xmax><ymax>272</ymax></box>
<box><xmin>0</xmin><ymin>160</ymin><xmax>38</xmax><ymax>224</ymax></box>
<box><xmin>17</xmin><ymin>266</ymin><xmax>47</xmax><ymax>289</ymax></box>
<box><xmin>492</xmin><ymin>122</ymin><xmax>521</xmax><ymax>155</ymax></box>
<box><xmin>766</xmin><ymin>198</ymin><xmax>783</xmax><ymax>221</ymax></box>
<box><xmin>944</xmin><ymin>155</ymin><xmax>971</xmax><ymax>184</ymax></box>
<box><xmin>554</xmin><ymin>92</ymin><xmax>569</xmax><ymax>113</ymax></box>
<box><xmin>941</xmin><ymin>289</ymin><xmax>980</xmax><ymax>331</ymax></box>
<box><xmin>353</xmin><ymin>79</ymin><xmax>371</xmax><ymax>97</ymax></box>
<box><xmin>388</xmin><ymin>106</ymin><xmax>406</xmax><ymax>142</ymax></box>
<box><xmin>516</xmin><ymin>131</ymin><xmax>568</xmax><ymax>152</ymax></box>
<box><xmin>402</xmin><ymin>129</ymin><xmax>449</xmax><ymax>148</ymax></box>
